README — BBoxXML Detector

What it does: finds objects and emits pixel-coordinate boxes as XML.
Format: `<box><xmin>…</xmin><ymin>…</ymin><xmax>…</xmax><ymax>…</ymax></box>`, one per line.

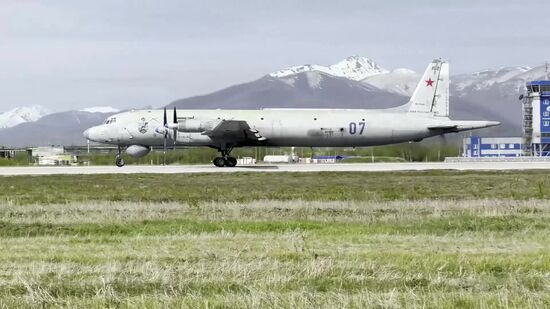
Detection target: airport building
<box><xmin>30</xmin><ymin>146</ymin><xmax>76</xmax><ymax>166</ymax></box>
<box><xmin>462</xmin><ymin>136</ymin><xmax>523</xmax><ymax>158</ymax></box>
<box><xmin>462</xmin><ymin>79</ymin><xmax>550</xmax><ymax>158</ymax></box>
<box><xmin>521</xmin><ymin>80</ymin><xmax>550</xmax><ymax>156</ymax></box>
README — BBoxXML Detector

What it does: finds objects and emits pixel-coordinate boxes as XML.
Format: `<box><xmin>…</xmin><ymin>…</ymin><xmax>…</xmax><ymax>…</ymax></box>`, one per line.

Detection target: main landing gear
<box><xmin>213</xmin><ymin>147</ymin><xmax>237</xmax><ymax>167</ymax></box>
<box><xmin>115</xmin><ymin>146</ymin><xmax>125</xmax><ymax>167</ymax></box>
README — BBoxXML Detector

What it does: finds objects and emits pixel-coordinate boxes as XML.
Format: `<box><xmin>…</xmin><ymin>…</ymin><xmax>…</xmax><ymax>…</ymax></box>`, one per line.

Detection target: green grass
<box><xmin>0</xmin><ymin>170</ymin><xmax>549</xmax><ymax>205</ymax></box>
<box><xmin>0</xmin><ymin>171</ymin><xmax>549</xmax><ymax>307</ymax></box>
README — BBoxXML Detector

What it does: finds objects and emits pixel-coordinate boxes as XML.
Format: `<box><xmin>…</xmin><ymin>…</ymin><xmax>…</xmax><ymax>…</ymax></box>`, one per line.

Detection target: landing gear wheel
<box><xmin>115</xmin><ymin>156</ymin><xmax>125</xmax><ymax>167</ymax></box>
<box><xmin>224</xmin><ymin>156</ymin><xmax>237</xmax><ymax>167</ymax></box>
<box><xmin>213</xmin><ymin>157</ymin><xmax>226</xmax><ymax>167</ymax></box>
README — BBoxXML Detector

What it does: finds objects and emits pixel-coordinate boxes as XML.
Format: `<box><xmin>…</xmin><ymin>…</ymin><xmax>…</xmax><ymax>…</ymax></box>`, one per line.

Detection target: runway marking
<box><xmin>0</xmin><ymin>162</ymin><xmax>549</xmax><ymax>175</ymax></box>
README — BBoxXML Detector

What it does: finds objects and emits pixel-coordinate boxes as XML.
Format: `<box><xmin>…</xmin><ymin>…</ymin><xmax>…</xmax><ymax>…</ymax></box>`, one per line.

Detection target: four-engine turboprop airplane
<box><xmin>83</xmin><ymin>59</ymin><xmax>500</xmax><ymax>167</ymax></box>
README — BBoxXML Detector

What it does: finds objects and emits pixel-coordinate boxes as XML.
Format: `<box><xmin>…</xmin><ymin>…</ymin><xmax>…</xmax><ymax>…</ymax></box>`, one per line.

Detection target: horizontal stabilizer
<box><xmin>429</xmin><ymin>121</ymin><xmax>500</xmax><ymax>133</ymax></box>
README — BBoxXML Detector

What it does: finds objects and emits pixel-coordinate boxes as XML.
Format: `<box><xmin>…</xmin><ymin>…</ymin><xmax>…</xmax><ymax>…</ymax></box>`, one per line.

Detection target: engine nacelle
<box><xmin>176</xmin><ymin>119</ymin><xmax>219</xmax><ymax>132</ymax></box>
<box><xmin>125</xmin><ymin>145</ymin><xmax>151</xmax><ymax>158</ymax></box>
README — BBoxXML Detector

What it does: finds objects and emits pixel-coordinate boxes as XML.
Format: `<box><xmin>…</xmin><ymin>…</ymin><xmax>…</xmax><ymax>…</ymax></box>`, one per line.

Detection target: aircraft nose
<box><xmin>83</xmin><ymin>126</ymin><xmax>102</xmax><ymax>142</ymax></box>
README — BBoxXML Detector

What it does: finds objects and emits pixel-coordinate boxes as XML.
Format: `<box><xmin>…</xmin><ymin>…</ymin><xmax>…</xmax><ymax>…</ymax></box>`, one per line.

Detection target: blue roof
<box><xmin>527</xmin><ymin>80</ymin><xmax>550</xmax><ymax>86</ymax></box>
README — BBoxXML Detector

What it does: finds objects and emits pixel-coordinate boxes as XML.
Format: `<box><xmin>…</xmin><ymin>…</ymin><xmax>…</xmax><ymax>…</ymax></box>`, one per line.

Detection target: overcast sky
<box><xmin>1</xmin><ymin>0</ymin><xmax>549</xmax><ymax>112</ymax></box>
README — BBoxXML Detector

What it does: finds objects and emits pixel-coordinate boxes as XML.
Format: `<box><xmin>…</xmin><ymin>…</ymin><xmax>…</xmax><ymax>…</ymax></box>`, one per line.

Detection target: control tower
<box><xmin>522</xmin><ymin>80</ymin><xmax>550</xmax><ymax>156</ymax></box>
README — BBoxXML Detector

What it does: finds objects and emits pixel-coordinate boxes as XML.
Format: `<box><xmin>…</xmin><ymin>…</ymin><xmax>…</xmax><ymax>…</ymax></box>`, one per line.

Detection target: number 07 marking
<box><xmin>349</xmin><ymin>122</ymin><xmax>366</xmax><ymax>135</ymax></box>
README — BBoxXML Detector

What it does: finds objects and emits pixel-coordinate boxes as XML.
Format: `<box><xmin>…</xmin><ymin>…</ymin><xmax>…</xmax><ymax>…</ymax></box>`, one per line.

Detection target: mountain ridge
<box><xmin>2</xmin><ymin>56</ymin><xmax>548</xmax><ymax>146</ymax></box>
<box><xmin>0</xmin><ymin>105</ymin><xmax>51</xmax><ymax>129</ymax></box>
<box><xmin>269</xmin><ymin>55</ymin><xmax>388</xmax><ymax>81</ymax></box>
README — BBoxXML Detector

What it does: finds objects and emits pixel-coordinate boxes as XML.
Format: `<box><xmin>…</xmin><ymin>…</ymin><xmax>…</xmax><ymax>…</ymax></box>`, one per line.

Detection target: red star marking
<box><xmin>425</xmin><ymin>78</ymin><xmax>434</xmax><ymax>87</ymax></box>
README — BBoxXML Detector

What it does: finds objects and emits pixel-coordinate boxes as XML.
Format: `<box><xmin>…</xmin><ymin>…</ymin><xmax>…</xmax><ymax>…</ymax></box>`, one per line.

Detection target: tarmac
<box><xmin>0</xmin><ymin>162</ymin><xmax>549</xmax><ymax>175</ymax></box>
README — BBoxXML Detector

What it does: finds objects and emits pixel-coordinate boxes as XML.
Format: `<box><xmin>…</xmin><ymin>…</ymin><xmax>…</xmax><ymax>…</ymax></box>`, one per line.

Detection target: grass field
<box><xmin>1</xmin><ymin>170</ymin><xmax>550</xmax><ymax>205</ymax></box>
<box><xmin>0</xmin><ymin>171</ymin><xmax>549</xmax><ymax>308</ymax></box>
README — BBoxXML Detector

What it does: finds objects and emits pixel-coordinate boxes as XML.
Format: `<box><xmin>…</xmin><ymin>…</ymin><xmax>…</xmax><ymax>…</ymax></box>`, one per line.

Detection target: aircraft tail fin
<box><xmin>407</xmin><ymin>59</ymin><xmax>449</xmax><ymax>117</ymax></box>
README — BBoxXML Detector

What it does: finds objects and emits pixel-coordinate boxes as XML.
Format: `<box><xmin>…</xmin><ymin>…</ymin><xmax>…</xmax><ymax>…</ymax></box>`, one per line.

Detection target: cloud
<box><xmin>0</xmin><ymin>0</ymin><xmax>549</xmax><ymax>111</ymax></box>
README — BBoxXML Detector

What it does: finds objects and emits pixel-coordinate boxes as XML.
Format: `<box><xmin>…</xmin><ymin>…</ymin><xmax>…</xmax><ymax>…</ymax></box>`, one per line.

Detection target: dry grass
<box><xmin>0</xmin><ymin>199</ymin><xmax>548</xmax><ymax>308</ymax></box>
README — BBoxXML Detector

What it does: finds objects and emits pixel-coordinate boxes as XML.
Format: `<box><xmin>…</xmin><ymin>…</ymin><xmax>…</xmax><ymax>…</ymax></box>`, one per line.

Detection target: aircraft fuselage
<box><xmin>86</xmin><ymin>108</ymin><xmax>444</xmax><ymax>148</ymax></box>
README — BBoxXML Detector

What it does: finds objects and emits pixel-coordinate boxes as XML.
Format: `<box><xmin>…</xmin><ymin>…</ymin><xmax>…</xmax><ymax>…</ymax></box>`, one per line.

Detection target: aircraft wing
<box><xmin>428</xmin><ymin>120</ymin><xmax>500</xmax><ymax>133</ymax></box>
<box><xmin>202</xmin><ymin>120</ymin><xmax>267</xmax><ymax>143</ymax></box>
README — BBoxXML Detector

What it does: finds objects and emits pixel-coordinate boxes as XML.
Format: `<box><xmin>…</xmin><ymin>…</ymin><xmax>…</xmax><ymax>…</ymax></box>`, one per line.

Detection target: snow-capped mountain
<box><xmin>363</xmin><ymin>68</ymin><xmax>420</xmax><ymax>96</ymax></box>
<box><xmin>168</xmin><ymin>69</ymin><xmax>402</xmax><ymax>110</ymax></box>
<box><xmin>270</xmin><ymin>56</ymin><xmax>418</xmax><ymax>96</ymax></box>
<box><xmin>453</xmin><ymin>66</ymin><xmax>532</xmax><ymax>94</ymax></box>
<box><xmin>80</xmin><ymin>106</ymin><xmax>120</xmax><ymax>113</ymax></box>
<box><xmin>452</xmin><ymin>65</ymin><xmax>550</xmax><ymax>99</ymax></box>
<box><xmin>270</xmin><ymin>55</ymin><xmax>389</xmax><ymax>81</ymax></box>
<box><xmin>0</xmin><ymin>105</ymin><xmax>51</xmax><ymax>129</ymax></box>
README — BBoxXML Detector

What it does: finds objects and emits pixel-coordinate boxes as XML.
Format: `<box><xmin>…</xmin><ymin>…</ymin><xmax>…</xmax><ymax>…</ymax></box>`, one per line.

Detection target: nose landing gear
<box><xmin>115</xmin><ymin>155</ymin><xmax>125</xmax><ymax>167</ymax></box>
<box><xmin>213</xmin><ymin>146</ymin><xmax>237</xmax><ymax>167</ymax></box>
<box><xmin>115</xmin><ymin>146</ymin><xmax>125</xmax><ymax>167</ymax></box>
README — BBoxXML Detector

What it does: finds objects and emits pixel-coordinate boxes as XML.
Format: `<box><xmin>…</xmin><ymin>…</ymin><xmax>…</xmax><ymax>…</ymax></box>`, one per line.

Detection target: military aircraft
<box><xmin>83</xmin><ymin>59</ymin><xmax>499</xmax><ymax>167</ymax></box>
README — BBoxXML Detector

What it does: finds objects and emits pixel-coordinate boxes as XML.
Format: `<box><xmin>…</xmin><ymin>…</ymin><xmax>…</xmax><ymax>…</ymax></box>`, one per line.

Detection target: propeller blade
<box><xmin>163</xmin><ymin>135</ymin><xmax>167</xmax><ymax>165</ymax></box>
<box><xmin>162</xmin><ymin>107</ymin><xmax>168</xmax><ymax>165</ymax></box>
<box><xmin>173</xmin><ymin>107</ymin><xmax>177</xmax><ymax>150</ymax></box>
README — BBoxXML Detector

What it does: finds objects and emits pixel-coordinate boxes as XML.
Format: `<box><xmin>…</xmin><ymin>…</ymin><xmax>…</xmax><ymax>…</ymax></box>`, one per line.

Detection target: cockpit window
<box><xmin>103</xmin><ymin>117</ymin><xmax>117</xmax><ymax>124</ymax></box>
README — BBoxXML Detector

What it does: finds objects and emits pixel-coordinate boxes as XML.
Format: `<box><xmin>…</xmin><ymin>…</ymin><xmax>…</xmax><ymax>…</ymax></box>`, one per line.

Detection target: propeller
<box><xmin>163</xmin><ymin>107</ymin><xmax>167</xmax><ymax>165</ymax></box>
<box><xmin>172</xmin><ymin>107</ymin><xmax>178</xmax><ymax>150</ymax></box>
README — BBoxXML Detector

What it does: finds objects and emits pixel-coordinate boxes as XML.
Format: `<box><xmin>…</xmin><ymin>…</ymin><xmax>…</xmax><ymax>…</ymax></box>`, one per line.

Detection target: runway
<box><xmin>1</xmin><ymin>161</ymin><xmax>550</xmax><ymax>175</ymax></box>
